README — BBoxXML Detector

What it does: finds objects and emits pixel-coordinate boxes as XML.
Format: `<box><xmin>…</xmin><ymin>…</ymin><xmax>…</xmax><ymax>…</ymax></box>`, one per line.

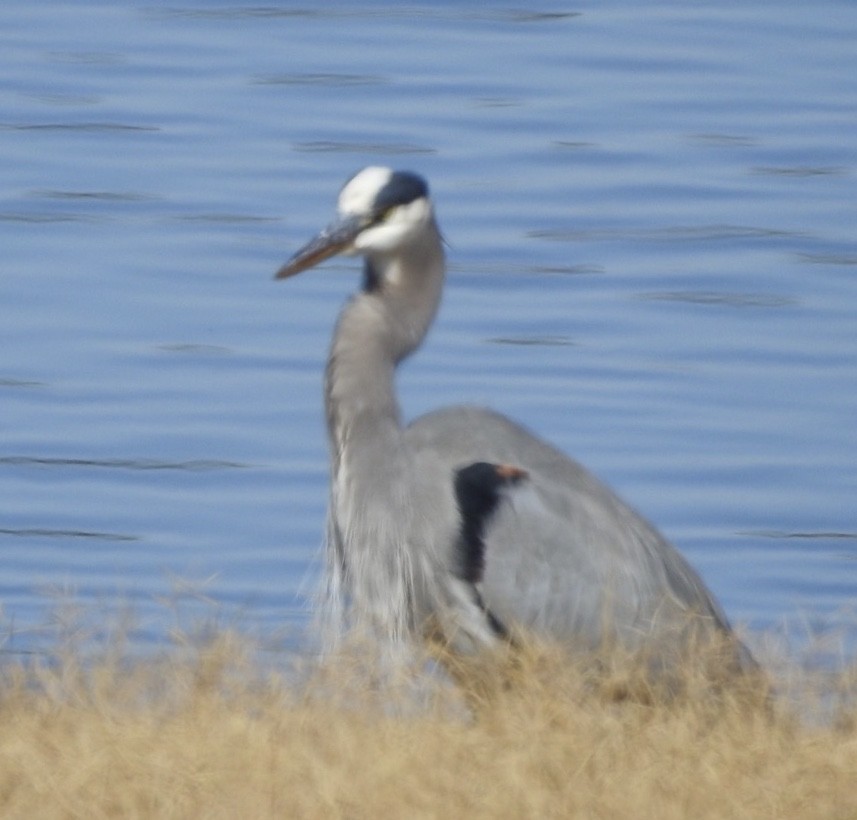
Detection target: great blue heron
<box><xmin>276</xmin><ymin>166</ymin><xmax>753</xmax><ymax>669</ymax></box>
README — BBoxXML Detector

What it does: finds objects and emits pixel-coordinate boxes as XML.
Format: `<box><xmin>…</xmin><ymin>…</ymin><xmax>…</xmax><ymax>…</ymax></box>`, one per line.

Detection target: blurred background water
<box><xmin>2</xmin><ymin>1</ymin><xmax>855</xmax><ymax>665</ymax></box>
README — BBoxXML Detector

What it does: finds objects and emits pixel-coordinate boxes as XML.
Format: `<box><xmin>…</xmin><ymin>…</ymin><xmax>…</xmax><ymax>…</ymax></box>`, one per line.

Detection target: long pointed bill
<box><xmin>274</xmin><ymin>214</ymin><xmax>365</xmax><ymax>279</ymax></box>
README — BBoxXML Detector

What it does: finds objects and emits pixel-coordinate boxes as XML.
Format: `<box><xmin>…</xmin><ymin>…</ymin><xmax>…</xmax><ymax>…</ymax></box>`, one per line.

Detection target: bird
<box><xmin>275</xmin><ymin>166</ymin><xmax>754</xmax><ymax>671</ymax></box>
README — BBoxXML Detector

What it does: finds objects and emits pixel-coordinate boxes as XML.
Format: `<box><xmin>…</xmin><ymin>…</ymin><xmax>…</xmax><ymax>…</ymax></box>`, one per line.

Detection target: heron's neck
<box><xmin>324</xmin><ymin>227</ymin><xmax>445</xmax><ymax>469</ymax></box>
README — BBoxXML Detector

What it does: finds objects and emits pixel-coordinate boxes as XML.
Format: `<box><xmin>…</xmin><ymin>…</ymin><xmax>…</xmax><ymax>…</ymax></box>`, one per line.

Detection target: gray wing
<box><xmin>405</xmin><ymin>405</ymin><xmax>733</xmax><ymax>653</ymax></box>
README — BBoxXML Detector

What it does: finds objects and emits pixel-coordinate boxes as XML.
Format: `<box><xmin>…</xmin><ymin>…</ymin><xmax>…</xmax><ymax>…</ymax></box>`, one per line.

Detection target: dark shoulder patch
<box><xmin>453</xmin><ymin>461</ymin><xmax>527</xmax><ymax>583</ymax></box>
<box><xmin>454</xmin><ymin>531</ymin><xmax>486</xmax><ymax>585</ymax></box>
<box><xmin>373</xmin><ymin>171</ymin><xmax>429</xmax><ymax>212</ymax></box>
<box><xmin>453</xmin><ymin>461</ymin><xmax>523</xmax><ymax>584</ymax></box>
<box><xmin>454</xmin><ymin>463</ymin><xmax>496</xmax><ymax>583</ymax></box>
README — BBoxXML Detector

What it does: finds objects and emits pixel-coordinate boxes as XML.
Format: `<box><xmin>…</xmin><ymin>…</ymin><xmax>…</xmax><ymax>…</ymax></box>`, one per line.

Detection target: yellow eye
<box><xmin>377</xmin><ymin>206</ymin><xmax>396</xmax><ymax>222</ymax></box>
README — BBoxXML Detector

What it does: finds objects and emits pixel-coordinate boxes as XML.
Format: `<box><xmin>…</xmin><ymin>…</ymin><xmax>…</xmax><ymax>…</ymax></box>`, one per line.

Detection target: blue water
<box><xmin>2</xmin><ymin>1</ymin><xmax>855</xmax><ymax>663</ymax></box>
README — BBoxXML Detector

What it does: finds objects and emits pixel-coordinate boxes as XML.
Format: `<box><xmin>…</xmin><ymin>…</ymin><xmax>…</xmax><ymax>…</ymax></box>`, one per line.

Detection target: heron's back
<box><xmin>405</xmin><ymin>404</ymin><xmax>746</xmax><ymax>663</ymax></box>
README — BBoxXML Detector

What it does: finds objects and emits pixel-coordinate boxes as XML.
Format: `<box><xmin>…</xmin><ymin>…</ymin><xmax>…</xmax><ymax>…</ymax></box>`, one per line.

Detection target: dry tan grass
<box><xmin>0</xmin><ymin>631</ymin><xmax>855</xmax><ymax>820</ymax></box>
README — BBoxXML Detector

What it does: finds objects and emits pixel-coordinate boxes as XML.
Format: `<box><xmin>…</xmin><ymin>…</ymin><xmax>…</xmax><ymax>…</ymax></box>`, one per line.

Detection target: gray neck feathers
<box><xmin>324</xmin><ymin>222</ymin><xmax>445</xmax><ymax>472</ymax></box>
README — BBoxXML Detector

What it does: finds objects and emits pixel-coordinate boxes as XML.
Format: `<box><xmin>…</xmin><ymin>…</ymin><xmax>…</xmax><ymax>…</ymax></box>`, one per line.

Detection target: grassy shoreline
<box><xmin>1</xmin><ymin>631</ymin><xmax>855</xmax><ymax>819</ymax></box>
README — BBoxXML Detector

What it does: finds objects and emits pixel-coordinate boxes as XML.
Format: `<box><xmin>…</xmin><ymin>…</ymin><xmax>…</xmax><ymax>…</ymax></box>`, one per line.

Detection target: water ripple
<box><xmin>743</xmin><ymin>531</ymin><xmax>857</xmax><ymax>541</ymax></box>
<box><xmin>147</xmin><ymin>7</ymin><xmax>578</xmax><ymax>23</ymax></box>
<box><xmin>146</xmin><ymin>7</ymin><xmax>318</xmax><ymax>20</ymax></box>
<box><xmin>0</xmin><ymin>379</ymin><xmax>44</xmax><ymax>388</ymax></box>
<box><xmin>0</xmin><ymin>212</ymin><xmax>100</xmax><ymax>223</ymax></box>
<box><xmin>751</xmin><ymin>166</ymin><xmax>848</xmax><ymax>177</ymax></box>
<box><xmin>528</xmin><ymin>225</ymin><xmax>807</xmax><ymax>243</ymax></box>
<box><xmin>31</xmin><ymin>189</ymin><xmax>157</xmax><ymax>203</ymax></box>
<box><xmin>638</xmin><ymin>291</ymin><xmax>797</xmax><ymax>308</ymax></box>
<box><xmin>487</xmin><ymin>335</ymin><xmax>576</xmax><ymax>347</ymax></box>
<box><xmin>157</xmin><ymin>343</ymin><xmax>232</xmax><ymax>355</ymax></box>
<box><xmin>1</xmin><ymin>122</ymin><xmax>159</xmax><ymax>133</ymax></box>
<box><xmin>0</xmin><ymin>528</ymin><xmax>139</xmax><ymax>542</ymax></box>
<box><xmin>797</xmin><ymin>253</ymin><xmax>857</xmax><ymax>266</ymax></box>
<box><xmin>0</xmin><ymin>457</ymin><xmax>247</xmax><ymax>471</ymax></box>
<box><xmin>251</xmin><ymin>73</ymin><xmax>386</xmax><ymax>87</ymax></box>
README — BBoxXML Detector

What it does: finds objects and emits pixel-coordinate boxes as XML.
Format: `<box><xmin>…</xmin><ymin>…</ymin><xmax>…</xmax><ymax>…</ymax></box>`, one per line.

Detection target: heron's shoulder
<box><xmin>405</xmin><ymin>404</ymin><xmax>547</xmax><ymax>451</ymax></box>
<box><xmin>403</xmin><ymin>405</ymin><xmax>588</xmax><ymax>481</ymax></box>
<box><xmin>403</xmin><ymin>405</ymin><xmax>679</xmax><ymax>560</ymax></box>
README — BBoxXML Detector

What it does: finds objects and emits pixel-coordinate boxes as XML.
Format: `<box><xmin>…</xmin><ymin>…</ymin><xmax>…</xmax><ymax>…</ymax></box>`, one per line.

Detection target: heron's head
<box><xmin>275</xmin><ymin>166</ymin><xmax>434</xmax><ymax>279</ymax></box>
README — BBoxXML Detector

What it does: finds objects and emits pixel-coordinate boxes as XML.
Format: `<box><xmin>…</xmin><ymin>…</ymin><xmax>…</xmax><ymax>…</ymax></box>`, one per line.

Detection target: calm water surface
<box><xmin>2</xmin><ymin>1</ymin><xmax>856</xmax><ymax>663</ymax></box>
